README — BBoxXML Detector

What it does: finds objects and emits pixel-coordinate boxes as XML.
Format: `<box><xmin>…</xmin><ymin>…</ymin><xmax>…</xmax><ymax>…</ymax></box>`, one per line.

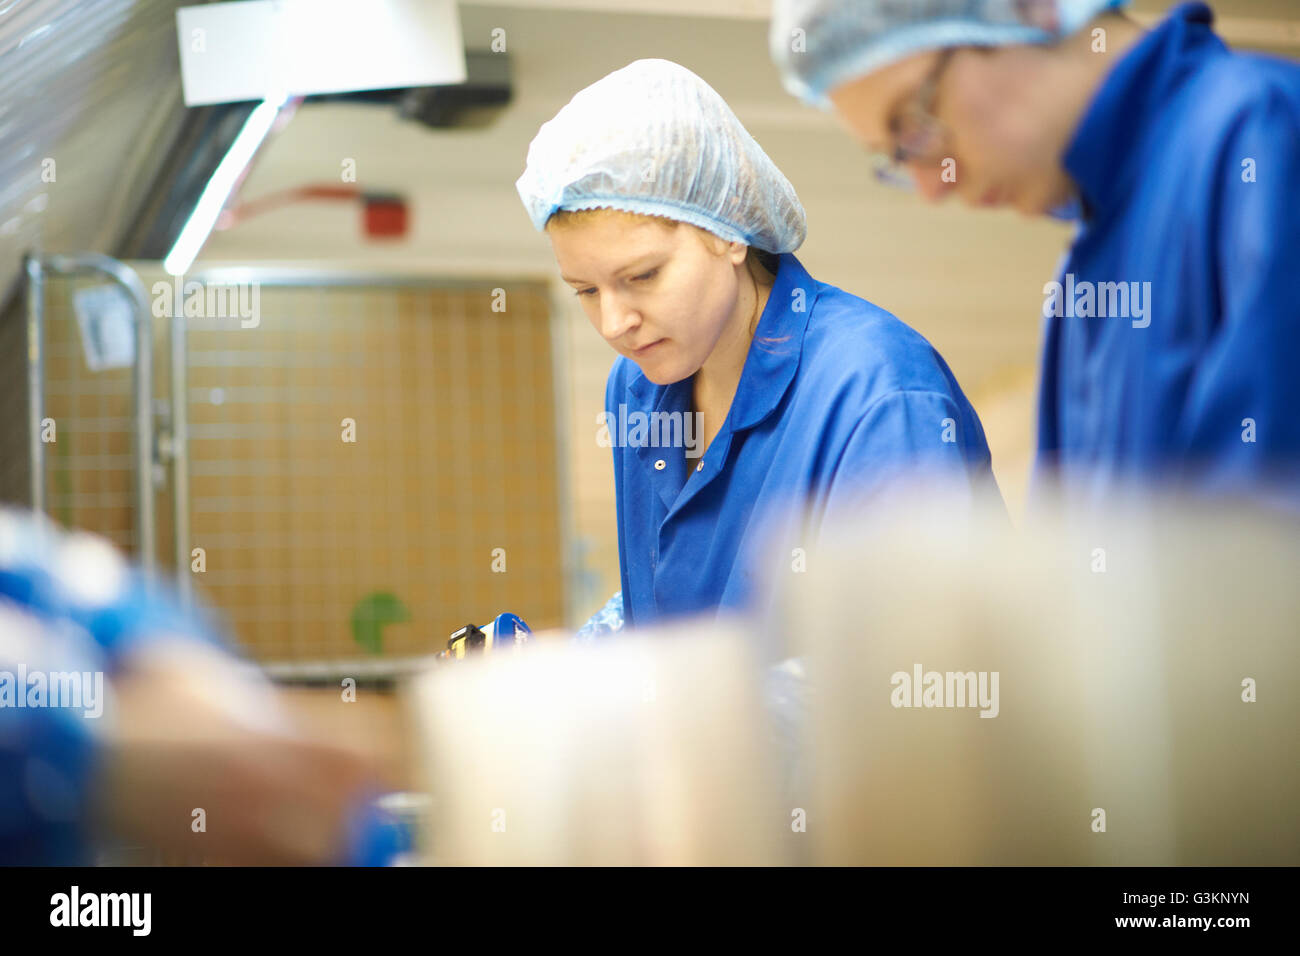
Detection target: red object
<box><xmin>363</xmin><ymin>195</ymin><xmax>409</xmax><ymax>238</ymax></box>
<box><xmin>219</xmin><ymin>183</ymin><xmax>410</xmax><ymax>241</ymax></box>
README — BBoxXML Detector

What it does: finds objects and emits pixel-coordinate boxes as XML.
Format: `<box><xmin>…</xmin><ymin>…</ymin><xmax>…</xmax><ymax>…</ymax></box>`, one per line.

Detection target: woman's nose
<box><xmin>599</xmin><ymin>294</ymin><xmax>639</xmax><ymax>340</ymax></box>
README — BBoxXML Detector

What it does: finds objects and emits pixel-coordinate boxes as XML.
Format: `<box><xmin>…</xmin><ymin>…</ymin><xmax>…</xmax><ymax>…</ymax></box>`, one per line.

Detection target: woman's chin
<box><xmin>640</xmin><ymin>367</ymin><xmax>686</xmax><ymax>385</ymax></box>
<box><xmin>636</xmin><ymin>356</ymin><xmax>692</xmax><ymax>386</ymax></box>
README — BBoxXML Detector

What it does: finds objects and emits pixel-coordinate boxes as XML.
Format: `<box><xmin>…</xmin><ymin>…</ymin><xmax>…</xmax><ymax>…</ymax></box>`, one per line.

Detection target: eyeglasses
<box><xmin>873</xmin><ymin>47</ymin><xmax>956</xmax><ymax>191</ymax></box>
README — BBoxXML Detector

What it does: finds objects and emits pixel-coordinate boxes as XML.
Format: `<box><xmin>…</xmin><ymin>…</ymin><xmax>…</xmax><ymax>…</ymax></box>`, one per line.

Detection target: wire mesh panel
<box><xmin>32</xmin><ymin>275</ymin><xmax>144</xmax><ymax>554</ymax></box>
<box><xmin>172</xmin><ymin>276</ymin><xmax>565</xmax><ymax>661</ymax></box>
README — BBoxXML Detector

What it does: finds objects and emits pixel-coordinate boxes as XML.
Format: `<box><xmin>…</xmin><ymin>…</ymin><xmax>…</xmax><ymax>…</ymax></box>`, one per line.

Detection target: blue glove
<box><xmin>340</xmin><ymin>795</ymin><xmax>409</xmax><ymax>866</ymax></box>
<box><xmin>574</xmin><ymin>590</ymin><xmax>625</xmax><ymax>642</ymax></box>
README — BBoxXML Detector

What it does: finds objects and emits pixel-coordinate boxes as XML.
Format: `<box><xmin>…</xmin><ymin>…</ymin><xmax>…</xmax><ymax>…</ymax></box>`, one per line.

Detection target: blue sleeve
<box><xmin>0</xmin><ymin>601</ymin><xmax>102</xmax><ymax>865</ymax></box>
<box><xmin>751</xmin><ymin>392</ymin><xmax>997</xmax><ymax>818</ymax></box>
<box><xmin>820</xmin><ymin>389</ymin><xmax>1000</xmax><ymax>527</ymax></box>
<box><xmin>1177</xmin><ymin>89</ymin><xmax>1300</xmax><ymax>496</ymax></box>
<box><xmin>606</xmin><ymin>360</ymin><xmax>635</xmax><ymax>629</ymax></box>
<box><xmin>0</xmin><ymin>511</ymin><xmax>228</xmax><ymax>864</ymax></box>
<box><xmin>0</xmin><ymin>514</ymin><xmax>227</xmax><ymax>667</ymax></box>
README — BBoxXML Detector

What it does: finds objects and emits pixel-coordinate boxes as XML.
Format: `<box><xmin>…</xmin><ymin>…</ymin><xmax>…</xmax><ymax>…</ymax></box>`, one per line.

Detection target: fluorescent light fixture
<box><xmin>163</xmin><ymin>96</ymin><xmax>287</xmax><ymax>277</ymax></box>
<box><xmin>176</xmin><ymin>0</ymin><xmax>466</xmax><ymax>107</ymax></box>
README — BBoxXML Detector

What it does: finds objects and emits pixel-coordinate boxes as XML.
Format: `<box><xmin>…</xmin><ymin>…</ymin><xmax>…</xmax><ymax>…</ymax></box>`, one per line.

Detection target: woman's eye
<box><xmin>632</xmin><ymin>269</ymin><xmax>659</xmax><ymax>282</ymax></box>
<box><xmin>574</xmin><ymin>287</ymin><xmax>598</xmax><ymax>298</ymax></box>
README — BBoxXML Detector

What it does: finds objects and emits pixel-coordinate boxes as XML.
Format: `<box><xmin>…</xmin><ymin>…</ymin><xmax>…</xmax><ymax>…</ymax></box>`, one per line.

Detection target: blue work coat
<box><xmin>1037</xmin><ymin>1</ymin><xmax>1300</xmax><ymax>504</ymax></box>
<box><xmin>605</xmin><ymin>252</ymin><xmax>997</xmax><ymax>629</ymax></box>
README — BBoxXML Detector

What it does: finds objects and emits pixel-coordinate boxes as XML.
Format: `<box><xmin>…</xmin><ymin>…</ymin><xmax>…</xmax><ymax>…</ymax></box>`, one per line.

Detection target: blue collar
<box><xmin>624</xmin><ymin>251</ymin><xmax>818</xmax><ymax>433</ymax></box>
<box><xmin>1063</xmin><ymin>2</ymin><xmax>1222</xmax><ymax>221</ymax></box>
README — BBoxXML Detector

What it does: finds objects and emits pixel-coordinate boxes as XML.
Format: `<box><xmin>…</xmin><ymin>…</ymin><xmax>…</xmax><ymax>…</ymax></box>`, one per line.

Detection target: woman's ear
<box><xmin>728</xmin><ymin>242</ymin><xmax>749</xmax><ymax>266</ymax></box>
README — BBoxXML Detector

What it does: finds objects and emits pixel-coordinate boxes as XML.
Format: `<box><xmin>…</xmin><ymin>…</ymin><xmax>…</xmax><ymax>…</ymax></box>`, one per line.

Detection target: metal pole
<box><xmin>171</xmin><ymin>288</ymin><xmax>192</xmax><ymax>606</ymax></box>
<box><xmin>24</xmin><ymin>255</ymin><xmax>45</xmax><ymax>515</ymax></box>
<box><xmin>29</xmin><ymin>254</ymin><xmax>156</xmax><ymax>574</ymax></box>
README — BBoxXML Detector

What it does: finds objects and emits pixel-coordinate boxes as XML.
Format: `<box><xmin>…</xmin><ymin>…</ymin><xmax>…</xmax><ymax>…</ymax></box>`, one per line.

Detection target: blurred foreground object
<box><xmin>97</xmin><ymin>640</ymin><xmax>391</xmax><ymax>866</ymax></box>
<box><xmin>0</xmin><ymin>508</ymin><xmax>394</xmax><ymax>865</ymax></box>
<box><xmin>404</xmin><ymin>489</ymin><xmax>1297</xmax><ymax>865</ymax></box>
<box><xmin>408</xmin><ymin>620</ymin><xmax>781</xmax><ymax>865</ymax></box>
<box><xmin>772</xmin><ymin>488</ymin><xmax>1300</xmax><ymax>864</ymax></box>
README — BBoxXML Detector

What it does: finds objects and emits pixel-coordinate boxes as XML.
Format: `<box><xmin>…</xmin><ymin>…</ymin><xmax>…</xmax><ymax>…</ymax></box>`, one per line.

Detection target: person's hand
<box><xmin>92</xmin><ymin>640</ymin><xmax>383</xmax><ymax>865</ymax></box>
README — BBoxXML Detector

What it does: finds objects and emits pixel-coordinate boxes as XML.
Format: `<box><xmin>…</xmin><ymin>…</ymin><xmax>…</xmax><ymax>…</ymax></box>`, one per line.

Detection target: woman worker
<box><xmin>769</xmin><ymin>0</ymin><xmax>1300</xmax><ymax>506</ymax></box>
<box><xmin>515</xmin><ymin>59</ymin><xmax>1000</xmax><ymax>634</ymax></box>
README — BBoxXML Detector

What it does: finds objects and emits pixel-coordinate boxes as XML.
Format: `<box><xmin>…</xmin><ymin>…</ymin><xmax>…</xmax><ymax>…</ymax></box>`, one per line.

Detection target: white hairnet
<box><xmin>516</xmin><ymin>58</ymin><xmax>807</xmax><ymax>254</ymax></box>
<box><xmin>771</xmin><ymin>0</ymin><xmax>1130</xmax><ymax>109</ymax></box>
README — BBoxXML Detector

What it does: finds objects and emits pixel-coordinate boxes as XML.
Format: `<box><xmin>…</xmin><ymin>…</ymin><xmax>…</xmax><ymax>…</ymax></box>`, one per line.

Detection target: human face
<box><xmin>548</xmin><ymin>211</ymin><xmax>748</xmax><ymax>385</ymax></box>
<box><xmin>870</xmin><ymin>47</ymin><xmax>956</xmax><ymax>190</ymax></box>
<box><xmin>827</xmin><ymin>45</ymin><xmax>1077</xmax><ymax>215</ymax></box>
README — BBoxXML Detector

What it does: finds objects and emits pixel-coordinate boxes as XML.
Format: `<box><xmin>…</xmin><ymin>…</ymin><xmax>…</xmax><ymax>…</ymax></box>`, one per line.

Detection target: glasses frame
<box><xmin>873</xmin><ymin>47</ymin><xmax>958</xmax><ymax>191</ymax></box>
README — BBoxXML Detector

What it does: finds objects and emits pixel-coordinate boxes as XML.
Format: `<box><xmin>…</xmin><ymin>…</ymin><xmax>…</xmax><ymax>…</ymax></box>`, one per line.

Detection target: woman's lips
<box><xmin>632</xmin><ymin>339</ymin><xmax>664</xmax><ymax>356</ymax></box>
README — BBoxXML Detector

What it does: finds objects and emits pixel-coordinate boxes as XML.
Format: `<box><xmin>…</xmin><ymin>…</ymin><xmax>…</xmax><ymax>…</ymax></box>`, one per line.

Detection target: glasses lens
<box><xmin>897</xmin><ymin>113</ymin><xmax>945</xmax><ymax>161</ymax></box>
<box><xmin>872</xmin><ymin>157</ymin><xmax>915</xmax><ymax>192</ymax></box>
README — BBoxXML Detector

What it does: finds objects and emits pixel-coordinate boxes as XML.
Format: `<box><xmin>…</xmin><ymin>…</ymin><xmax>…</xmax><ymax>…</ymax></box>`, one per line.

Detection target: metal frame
<box><xmin>25</xmin><ymin>252</ymin><xmax>156</xmax><ymax>574</ymax></box>
<box><xmin>26</xmin><ymin>260</ymin><xmax>575</xmax><ymax>628</ymax></box>
<box><xmin>181</xmin><ymin>266</ymin><xmax>574</xmax><ymax>627</ymax></box>
<box><xmin>259</xmin><ymin>654</ymin><xmax>440</xmax><ymax>683</ymax></box>
<box><xmin>169</xmin><ymin>289</ymin><xmax>191</xmax><ymax>605</ymax></box>
<box><xmin>181</xmin><ymin>266</ymin><xmax>528</xmax><ymax>289</ymax></box>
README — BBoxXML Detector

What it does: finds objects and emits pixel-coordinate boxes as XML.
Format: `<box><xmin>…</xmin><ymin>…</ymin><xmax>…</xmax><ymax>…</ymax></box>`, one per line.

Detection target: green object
<box><xmin>350</xmin><ymin>591</ymin><xmax>410</xmax><ymax>655</ymax></box>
